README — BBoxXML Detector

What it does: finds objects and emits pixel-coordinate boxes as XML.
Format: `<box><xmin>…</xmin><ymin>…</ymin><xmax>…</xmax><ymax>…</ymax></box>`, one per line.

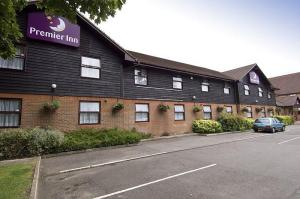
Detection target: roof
<box><xmin>276</xmin><ymin>95</ymin><xmax>300</xmax><ymax>107</ymax></box>
<box><xmin>128</xmin><ymin>51</ymin><xmax>233</xmax><ymax>81</ymax></box>
<box><xmin>269</xmin><ymin>72</ymin><xmax>300</xmax><ymax>95</ymax></box>
<box><xmin>223</xmin><ymin>64</ymin><xmax>257</xmax><ymax>80</ymax></box>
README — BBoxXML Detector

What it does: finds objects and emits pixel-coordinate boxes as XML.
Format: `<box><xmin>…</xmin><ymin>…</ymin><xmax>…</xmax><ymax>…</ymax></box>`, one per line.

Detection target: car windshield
<box><xmin>255</xmin><ymin>118</ymin><xmax>270</xmax><ymax>124</ymax></box>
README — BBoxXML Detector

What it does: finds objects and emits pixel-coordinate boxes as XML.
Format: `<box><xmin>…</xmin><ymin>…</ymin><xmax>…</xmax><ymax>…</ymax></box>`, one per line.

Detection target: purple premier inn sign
<box><xmin>27</xmin><ymin>12</ymin><xmax>80</xmax><ymax>47</ymax></box>
<box><xmin>249</xmin><ymin>71</ymin><xmax>260</xmax><ymax>84</ymax></box>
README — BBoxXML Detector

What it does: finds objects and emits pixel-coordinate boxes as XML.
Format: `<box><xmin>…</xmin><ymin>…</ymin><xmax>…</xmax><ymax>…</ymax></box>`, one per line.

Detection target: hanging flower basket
<box><xmin>112</xmin><ymin>103</ymin><xmax>124</xmax><ymax>113</ymax></box>
<box><xmin>255</xmin><ymin>107</ymin><xmax>263</xmax><ymax>113</ymax></box>
<box><xmin>267</xmin><ymin>107</ymin><xmax>274</xmax><ymax>112</ymax></box>
<box><xmin>241</xmin><ymin>107</ymin><xmax>249</xmax><ymax>113</ymax></box>
<box><xmin>158</xmin><ymin>104</ymin><xmax>170</xmax><ymax>112</ymax></box>
<box><xmin>216</xmin><ymin>106</ymin><xmax>224</xmax><ymax>113</ymax></box>
<box><xmin>193</xmin><ymin>106</ymin><xmax>202</xmax><ymax>113</ymax></box>
<box><xmin>42</xmin><ymin>100</ymin><xmax>60</xmax><ymax>113</ymax></box>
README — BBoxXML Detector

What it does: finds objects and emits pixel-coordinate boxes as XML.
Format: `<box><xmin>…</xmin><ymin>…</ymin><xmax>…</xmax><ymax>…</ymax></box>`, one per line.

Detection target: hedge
<box><xmin>0</xmin><ymin>128</ymin><xmax>64</xmax><ymax>160</ymax></box>
<box><xmin>192</xmin><ymin>120</ymin><xmax>223</xmax><ymax>134</ymax></box>
<box><xmin>58</xmin><ymin>128</ymin><xmax>148</xmax><ymax>152</ymax></box>
<box><xmin>0</xmin><ymin>128</ymin><xmax>148</xmax><ymax>160</ymax></box>
<box><xmin>217</xmin><ymin>113</ymin><xmax>254</xmax><ymax>132</ymax></box>
<box><xmin>274</xmin><ymin>115</ymin><xmax>294</xmax><ymax>125</ymax></box>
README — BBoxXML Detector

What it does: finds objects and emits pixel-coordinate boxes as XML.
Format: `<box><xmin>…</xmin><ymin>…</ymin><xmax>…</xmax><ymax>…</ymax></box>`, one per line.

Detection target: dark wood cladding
<box><xmin>0</xmin><ymin>8</ymin><xmax>123</xmax><ymax>98</ymax></box>
<box><xmin>237</xmin><ymin>68</ymin><xmax>276</xmax><ymax>106</ymax></box>
<box><xmin>123</xmin><ymin>66</ymin><xmax>236</xmax><ymax>104</ymax></box>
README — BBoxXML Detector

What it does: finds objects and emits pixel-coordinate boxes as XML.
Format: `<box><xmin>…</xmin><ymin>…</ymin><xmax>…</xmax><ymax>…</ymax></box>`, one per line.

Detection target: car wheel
<box><xmin>254</xmin><ymin>129</ymin><xmax>258</xmax><ymax>132</ymax></box>
<box><xmin>281</xmin><ymin>126</ymin><xmax>285</xmax><ymax>132</ymax></box>
<box><xmin>271</xmin><ymin>128</ymin><xmax>276</xmax><ymax>133</ymax></box>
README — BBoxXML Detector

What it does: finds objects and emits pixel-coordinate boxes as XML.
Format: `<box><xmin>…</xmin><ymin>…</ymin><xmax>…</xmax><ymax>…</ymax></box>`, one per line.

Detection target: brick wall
<box><xmin>0</xmin><ymin>93</ymin><xmax>274</xmax><ymax>136</ymax></box>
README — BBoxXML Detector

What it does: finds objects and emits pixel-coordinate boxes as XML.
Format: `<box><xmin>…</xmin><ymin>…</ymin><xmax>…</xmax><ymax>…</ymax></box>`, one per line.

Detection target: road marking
<box><xmin>278</xmin><ymin>136</ymin><xmax>300</xmax><ymax>145</ymax></box>
<box><xmin>93</xmin><ymin>164</ymin><xmax>217</xmax><ymax>199</ymax></box>
<box><xmin>59</xmin><ymin>134</ymin><xmax>268</xmax><ymax>174</ymax></box>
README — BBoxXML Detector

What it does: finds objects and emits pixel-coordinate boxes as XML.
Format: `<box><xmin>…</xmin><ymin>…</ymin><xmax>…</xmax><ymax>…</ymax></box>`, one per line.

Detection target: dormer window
<box><xmin>244</xmin><ymin>85</ymin><xmax>250</xmax><ymax>95</ymax></box>
<box><xmin>258</xmin><ymin>87</ymin><xmax>263</xmax><ymax>97</ymax></box>
<box><xmin>201</xmin><ymin>80</ymin><xmax>209</xmax><ymax>92</ymax></box>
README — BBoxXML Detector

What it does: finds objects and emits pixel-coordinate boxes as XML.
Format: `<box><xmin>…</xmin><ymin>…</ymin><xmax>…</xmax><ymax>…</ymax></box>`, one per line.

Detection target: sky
<box><xmin>97</xmin><ymin>0</ymin><xmax>300</xmax><ymax>78</ymax></box>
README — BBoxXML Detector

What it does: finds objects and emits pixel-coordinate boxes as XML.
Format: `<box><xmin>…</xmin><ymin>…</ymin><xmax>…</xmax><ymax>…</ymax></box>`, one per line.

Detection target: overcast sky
<box><xmin>98</xmin><ymin>0</ymin><xmax>300</xmax><ymax>78</ymax></box>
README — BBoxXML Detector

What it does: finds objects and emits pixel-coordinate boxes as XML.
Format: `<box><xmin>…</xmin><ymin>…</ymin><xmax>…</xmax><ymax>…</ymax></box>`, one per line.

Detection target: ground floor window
<box><xmin>135</xmin><ymin>104</ymin><xmax>149</xmax><ymax>122</ymax></box>
<box><xmin>79</xmin><ymin>101</ymin><xmax>100</xmax><ymax>124</ymax></box>
<box><xmin>226</xmin><ymin>106</ymin><xmax>233</xmax><ymax>114</ymax></box>
<box><xmin>246</xmin><ymin>106</ymin><xmax>252</xmax><ymax>118</ymax></box>
<box><xmin>174</xmin><ymin>105</ymin><xmax>185</xmax><ymax>121</ymax></box>
<box><xmin>203</xmin><ymin>105</ymin><xmax>212</xmax><ymax>119</ymax></box>
<box><xmin>0</xmin><ymin>99</ymin><xmax>21</xmax><ymax>127</ymax></box>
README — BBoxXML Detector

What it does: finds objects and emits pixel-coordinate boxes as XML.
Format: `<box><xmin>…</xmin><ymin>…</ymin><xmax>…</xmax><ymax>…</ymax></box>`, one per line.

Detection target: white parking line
<box><xmin>278</xmin><ymin>136</ymin><xmax>300</xmax><ymax>145</ymax></box>
<box><xmin>59</xmin><ymin>134</ymin><xmax>268</xmax><ymax>174</ymax></box>
<box><xmin>93</xmin><ymin>163</ymin><xmax>217</xmax><ymax>199</ymax></box>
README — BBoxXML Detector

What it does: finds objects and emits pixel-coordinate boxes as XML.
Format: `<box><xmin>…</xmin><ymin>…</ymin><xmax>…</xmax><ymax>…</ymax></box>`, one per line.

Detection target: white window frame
<box><xmin>134</xmin><ymin>68</ymin><xmax>148</xmax><ymax>85</ymax></box>
<box><xmin>135</xmin><ymin>104</ymin><xmax>149</xmax><ymax>122</ymax></box>
<box><xmin>201</xmin><ymin>80</ymin><xmax>209</xmax><ymax>92</ymax></box>
<box><xmin>81</xmin><ymin>56</ymin><xmax>101</xmax><ymax>79</ymax></box>
<box><xmin>174</xmin><ymin>105</ymin><xmax>185</xmax><ymax>121</ymax></box>
<box><xmin>203</xmin><ymin>105</ymin><xmax>212</xmax><ymax>119</ymax></box>
<box><xmin>0</xmin><ymin>99</ymin><xmax>21</xmax><ymax>127</ymax></box>
<box><xmin>246</xmin><ymin>106</ymin><xmax>252</xmax><ymax>118</ymax></box>
<box><xmin>226</xmin><ymin>106</ymin><xmax>233</xmax><ymax>114</ymax></box>
<box><xmin>173</xmin><ymin>77</ymin><xmax>183</xmax><ymax>90</ymax></box>
<box><xmin>79</xmin><ymin>101</ymin><xmax>100</xmax><ymax>124</ymax></box>
<box><xmin>0</xmin><ymin>46</ymin><xmax>25</xmax><ymax>70</ymax></box>
<box><xmin>258</xmin><ymin>87</ymin><xmax>263</xmax><ymax>97</ymax></box>
<box><xmin>244</xmin><ymin>85</ymin><xmax>250</xmax><ymax>96</ymax></box>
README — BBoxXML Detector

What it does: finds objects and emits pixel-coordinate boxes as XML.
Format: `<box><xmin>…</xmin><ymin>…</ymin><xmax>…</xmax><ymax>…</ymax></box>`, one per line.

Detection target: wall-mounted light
<box><xmin>255</xmin><ymin>100</ymin><xmax>258</xmax><ymax>103</ymax></box>
<box><xmin>51</xmin><ymin>84</ymin><xmax>57</xmax><ymax>89</ymax></box>
<box><xmin>192</xmin><ymin>96</ymin><xmax>197</xmax><ymax>100</ymax></box>
<box><xmin>190</xmin><ymin>76</ymin><xmax>194</xmax><ymax>80</ymax></box>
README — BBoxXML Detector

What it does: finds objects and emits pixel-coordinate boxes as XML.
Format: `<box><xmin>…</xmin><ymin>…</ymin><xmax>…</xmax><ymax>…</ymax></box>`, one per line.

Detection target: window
<box><xmin>174</xmin><ymin>105</ymin><xmax>185</xmax><ymax>121</ymax></box>
<box><xmin>244</xmin><ymin>85</ymin><xmax>250</xmax><ymax>95</ymax></box>
<box><xmin>224</xmin><ymin>83</ymin><xmax>230</xmax><ymax>94</ymax></box>
<box><xmin>173</xmin><ymin>76</ymin><xmax>182</xmax><ymax>89</ymax></box>
<box><xmin>203</xmin><ymin>105</ymin><xmax>212</xmax><ymax>119</ymax></box>
<box><xmin>81</xmin><ymin>56</ymin><xmax>101</xmax><ymax>78</ymax></box>
<box><xmin>201</xmin><ymin>80</ymin><xmax>209</xmax><ymax>92</ymax></box>
<box><xmin>0</xmin><ymin>99</ymin><xmax>21</xmax><ymax>127</ymax></box>
<box><xmin>258</xmin><ymin>87</ymin><xmax>263</xmax><ymax>97</ymax></box>
<box><xmin>134</xmin><ymin>68</ymin><xmax>147</xmax><ymax>85</ymax></box>
<box><xmin>226</xmin><ymin>106</ymin><xmax>233</xmax><ymax>114</ymax></box>
<box><xmin>268</xmin><ymin>92</ymin><xmax>271</xmax><ymax>99</ymax></box>
<box><xmin>0</xmin><ymin>47</ymin><xmax>25</xmax><ymax>70</ymax></box>
<box><xmin>135</xmin><ymin>104</ymin><xmax>149</xmax><ymax>122</ymax></box>
<box><xmin>79</xmin><ymin>102</ymin><xmax>100</xmax><ymax>124</ymax></box>
<box><xmin>246</xmin><ymin>106</ymin><xmax>252</xmax><ymax>118</ymax></box>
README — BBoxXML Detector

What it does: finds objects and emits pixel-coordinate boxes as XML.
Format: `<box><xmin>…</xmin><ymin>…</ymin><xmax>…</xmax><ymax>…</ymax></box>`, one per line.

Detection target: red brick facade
<box><xmin>0</xmin><ymin>93</ymin><xmax>276</xmax><ymax>136</ymax></box>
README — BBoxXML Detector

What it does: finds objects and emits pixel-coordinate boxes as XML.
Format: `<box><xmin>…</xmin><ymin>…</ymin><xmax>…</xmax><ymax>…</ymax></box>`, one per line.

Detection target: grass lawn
<box><xmin>0</xmin><ymin>159</ymin><xmax>36</xmax><ymax>199</ymax></box>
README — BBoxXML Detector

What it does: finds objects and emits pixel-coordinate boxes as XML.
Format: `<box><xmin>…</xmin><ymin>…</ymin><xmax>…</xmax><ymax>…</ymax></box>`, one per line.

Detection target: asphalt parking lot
<box><xmin>38</xmin><ymin>125</ymin><xmax>300</xmax><ymax>199</ymax></box>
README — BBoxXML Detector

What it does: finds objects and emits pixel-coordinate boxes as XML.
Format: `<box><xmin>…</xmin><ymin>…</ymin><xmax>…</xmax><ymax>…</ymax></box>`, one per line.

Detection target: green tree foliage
<box><xmin>0</xmin><ymin>0</ymin><xmax>126</xmax><ymax>59</ymax></box>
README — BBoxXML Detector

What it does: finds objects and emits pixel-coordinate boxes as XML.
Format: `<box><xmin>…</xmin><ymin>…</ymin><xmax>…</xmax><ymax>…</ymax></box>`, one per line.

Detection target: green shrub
<box><xmin>274</xmin><ymin>115</ymin><xmax>294</xmax><ymax>125</ymax></box>
<box><xmin>217</xmin><ymin>113</ymin><xmax>254</xmax><ymax>132</ymax></box>
<box><xmin>58</xmin><ymin>128</ymin><xmax>144</xmax><ymax>152</ymax></box>
<box><xmin>192</xmin><ymin>120</ymin><xmax>223</xmax><ymax>134</ymax></box>
<box><xmin>0</xmin><ymin>128</ymin><xmax>64</xmax><ymax>160</ymax></box>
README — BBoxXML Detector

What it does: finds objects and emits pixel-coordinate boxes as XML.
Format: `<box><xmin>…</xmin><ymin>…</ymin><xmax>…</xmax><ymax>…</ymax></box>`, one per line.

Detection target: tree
<box><xmin>0</xmin><ymin>0</ymin><xmax>126</xmax><ymax>59</ymax></box>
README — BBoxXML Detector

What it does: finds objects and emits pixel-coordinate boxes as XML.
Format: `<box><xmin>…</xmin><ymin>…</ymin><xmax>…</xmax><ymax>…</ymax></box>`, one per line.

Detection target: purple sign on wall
<box><xmin>249</xmin><ymin>71</ymin><xmax>260</xmax><ymax>84</ymax></box>
<box><xmin>27</xmin><ymin>12</ymin><xmax>80</xmax><ymax>47</ymax></box>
